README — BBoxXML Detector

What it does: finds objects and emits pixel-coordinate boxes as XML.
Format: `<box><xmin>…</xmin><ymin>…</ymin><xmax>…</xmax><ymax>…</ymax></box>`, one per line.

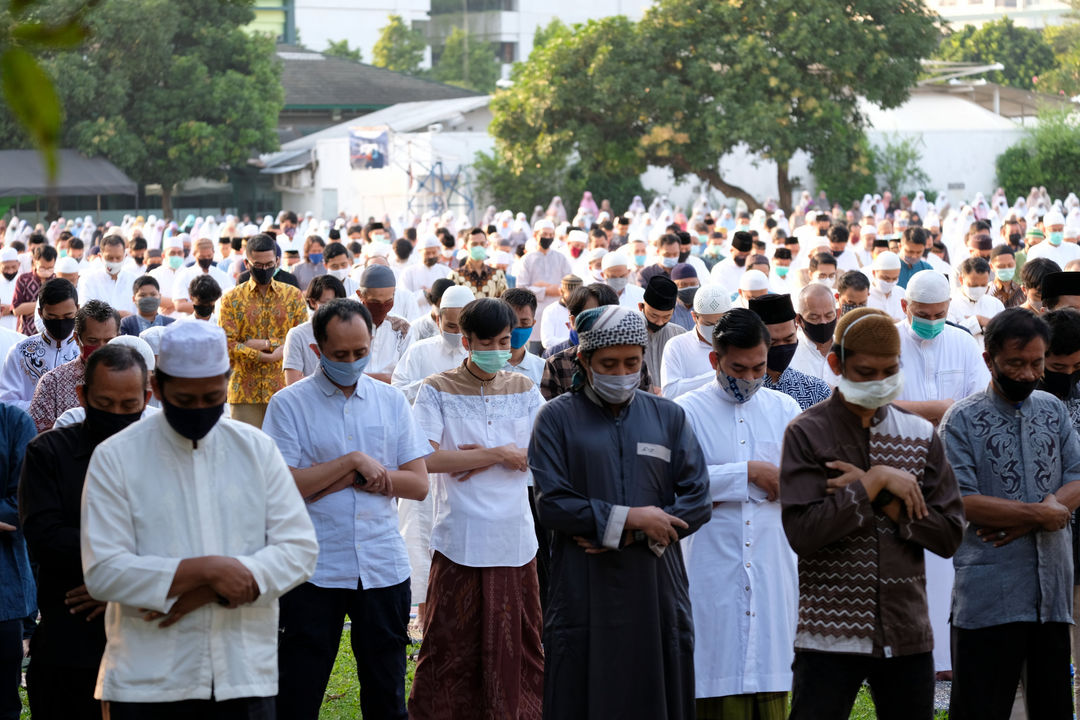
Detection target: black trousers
<box><xmin>788</xmin><ymin>649</ymin><xmax>935</xmax><ymax>720</ymax></box>
<box><xmin>528</xmin><ymin>486</ymin><xmax>551</xmax><ymax>615</ymax></box>
<box><xmin>26</xmin><ymin>663</ymin><xmax>101</xmax><ymax>719</ymax></box>
<box><xmin>103</xmin><ymin>696</ymin><xmax>274</xmax><ymax>720</ymax></box>
<box><xmin>276</xmin><ymin>578</ymin><xmax>410</xmax><ymax>720</ymax></box>
<box><xmin>950</xmin><ymin>621</ymin><xmax>1073</xmax><ymax>720</ymax></box>
<box><xmin>0</xmin><ymin>619</ymin><xmax>21</xmax><ymax>720</ymax></box>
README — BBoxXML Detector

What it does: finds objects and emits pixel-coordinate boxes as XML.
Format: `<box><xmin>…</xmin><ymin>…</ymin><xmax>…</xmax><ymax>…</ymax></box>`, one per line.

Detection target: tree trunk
<box><xmin>161</xmin><ymin>186</ymin><xmax>173</xmax><ymax>221</ymax></box>
<box><xmin>776</xmin><ymin>161</ymin><xmax>793</xmax><ymax>216</ymax></box>
<box><xmin>672</xmin><ymin>156</ymin><xmax>761</xmax><ymax>212</ymax></box>
<box><xmin>46</xmin><ymin>194</ymin><xmax>60</xmax><ymax>222</ymax></box>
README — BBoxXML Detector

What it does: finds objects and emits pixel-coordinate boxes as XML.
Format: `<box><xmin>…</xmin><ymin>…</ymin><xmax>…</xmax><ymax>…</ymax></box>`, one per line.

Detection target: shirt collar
<box><xmin>312</xmin><ymin>365</ymin><xmax>368</xmax><ymax>400</ymax></box>
<box><xmin>827</xmin><ymin>388</ymin><xmax>888</xmax><ymax>427</ymax></box>
<box><xmin>986</xmin><ymin>384</ymin><xmax>1027</xmax><ymax>415</ymax></box>
<box><xmin>245</xmin><ymin>277</ymin><xmax>278</xmax><ymax>293</ymax></box>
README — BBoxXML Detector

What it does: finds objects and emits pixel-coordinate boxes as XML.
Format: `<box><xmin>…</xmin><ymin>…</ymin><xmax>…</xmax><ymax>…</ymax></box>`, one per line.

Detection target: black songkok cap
<box><xmin>643</xmin><ymin>275</ymin><xmax>678</xmax><ymax>311</ymax></box>
<box><xmin>732</xmin><ymin>231</ymin><xmax>753</xmax><ymax>252</ymax></box>
<box><xmin>748</xmin><ymin>293</ymin><xmax>796</xmax><ymax>326</ymax></box>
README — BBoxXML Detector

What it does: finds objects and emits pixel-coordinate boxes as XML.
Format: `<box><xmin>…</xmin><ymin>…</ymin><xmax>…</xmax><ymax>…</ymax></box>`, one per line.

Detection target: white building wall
<box><xmin>925</xmin><ymin>0</ymin><xmax>1070</xmax><ymax>28</ymax></box>
<box><xmin>295</xmin><ymin>0</ymin><xmax>432</xmax><ymax>60</ymax></box>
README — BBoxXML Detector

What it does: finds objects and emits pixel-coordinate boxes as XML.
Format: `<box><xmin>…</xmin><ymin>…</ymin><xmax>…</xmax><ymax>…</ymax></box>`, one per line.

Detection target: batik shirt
<box><xmin>764</xmin><ymin>366</ymin><xmax>831</xmax><ymax>411</ymax></box>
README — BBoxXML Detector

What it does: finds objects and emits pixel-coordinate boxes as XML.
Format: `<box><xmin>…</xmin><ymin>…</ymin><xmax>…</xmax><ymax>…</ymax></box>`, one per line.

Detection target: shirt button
<box><xmin>488</xmin><ymin>421</ymin><xmax>492</xmax><ymax>425</ymax></box>
<box><xmin>745</xmin><ymin>585</ymin><xmax>750</xmax><ymax>591</ymax></box>
<box><xmin>348</xmin><ymin>435</ymin><xmax>353</xmax><ymax>440</ymax></box>
<box><xmin>745</xmin><ymin>562</ymin><xmax>751</xmax><ymax>568</ymax></box>
<box><xmin>738</xmin><ymin>418</ymin><xmax>744</xmax><ymax>423</ymax></box>
<box><xmin>745</xmin><ymin>611</ymin><xmax>751</xmax><ymax>616</ymax></box>
<box><xmin>745</xmin><ymin>541</ymin><xmax>751</xmax><ymax>547</ymax></box>
<box><xmin>740</xmin><ymin>440</ymin><xmax>746</xmax><ymax>444</ymax></box>
<box><xmin>746</xmin><ymin>520</ymin><xmax>750</xmax><ymax>525</ymax></box>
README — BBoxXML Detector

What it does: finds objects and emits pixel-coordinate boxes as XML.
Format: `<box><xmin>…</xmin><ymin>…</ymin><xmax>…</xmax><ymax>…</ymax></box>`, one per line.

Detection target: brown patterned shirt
<box><xmin>449</xmin><ymin>264</ymin><xmax>508</xmax><ymax>299</ymax></box>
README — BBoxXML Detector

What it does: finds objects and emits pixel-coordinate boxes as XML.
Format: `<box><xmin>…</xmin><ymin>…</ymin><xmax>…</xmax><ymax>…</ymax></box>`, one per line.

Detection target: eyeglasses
<box><xmin>249</xmin><ymin>261</ymin><xmax>277</xmax><ymax>271</ymax></box>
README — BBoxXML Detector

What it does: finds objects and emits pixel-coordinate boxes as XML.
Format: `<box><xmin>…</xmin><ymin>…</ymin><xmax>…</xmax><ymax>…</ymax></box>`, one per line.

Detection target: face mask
<box><xmin>510</xmin><ymin>326</ymin><xmax>532</xmax><ymax>349</ymax></box>
<box><xmin>775</xmin><ymin>266</ymin><xmax>789</xmax><ymax>278</ymax></box>
<box><xmin>84</xmin><ymin>405</ymin><xmax>144</xmax><ymax>447</ymax></box>
<box><xmin>251</xmin><ymin>266</ymin><xmax>275</xmax><ymax>285</ymax></box>
<box><xmin>441</xmin><ymin>330</ymin><xmax>463</xmax><ymax>351</ymax></box>
<box><xmin>1008</xmin><ymin>232</ymin><xmax>1023</xmax><ymax>247</ymax></box>
<box><xmin>469</xmin><ymin>246</ymin><xmax>488</xmax><ymax>261</ymax></box>
<box><xmin>42</xmin><ymin>316</ymin><xmax>75</xmax><ymax>340</ymax></box>
<box><xmin>874</xmin><ymin>278</ymin><xmax>897</xmax><ymax>294</ymax></box>
<box><xmin>662</xmin><ymin>256</ymin><xmax>677</xmax><ymax>268</ymax></box>
<box><xmin>36</xmin><ymin>267</ymin><xmax>54</xmax><ymax>281</ymax></box>
<box><xmin>837</xmin><ymin>372</ymin><xmax>904</xmax><ymax>409</ymax></box>
<box><xmin>570</xmin><ymin>246</ymin><xmax>584</xmax><ymax>259</ymax></box>
<box><xmin>133</xmin><ymin>255</ymin><xmax>145</xmax><ymax>267</ymax></box>
<box><xmin>59</xmin><ymin>250</ymin><xmax>68</xmax><ymax>258</ymax></box>
<box><xmin>470</xmin><ymin>349</ymin><xmax>511</xmax><ymax>374</ymax></box>
<box><xmin>424</xmin><ymin>255</ymin><xmax>438</xmax><ymax>267</ymax></box>
<box><xmin>801</xmin><ymin>317</ymin><xmax>837</xmax><ymax>345</ymax></box>
<box><xmin>539</xmin><ymin>237</ymin><xmax>554</xmax><ymax>250</ymax></box>
<box><xmin>767</xmin><ymin>342</ymin><xmax>798</xmax><ymax>374</ymax></box>
<box><xmin>364</xmin><ymin>299</ymin><xmax>394</xmax><ymax>325</ymax></box>
<box><xmin>734</xmin><ymin>254</ymin><xmax>747</xmax><ymax>267</ymax></box>
<box><xmin>161</xmin><ymin>397</ymin><xmax>224</xmax><ymax>442</ymax></box>
<box><xmin>993</xmin><ymin>362</ymin><xmax>1038</xmax><ymax>404</ymax></box>
<box><xmin>1049</xmin><ymin>231</ymin><xmax>1064</xmax><ymax>246</ymax></box>
<box><xmin>328</xmin><ymin>267</ymin><xmax>351</xmax><ymax>281</ymax></box>
<box><xmin>606</xmin><ymin>276</ymin><xmax>629</xmax><ymax>293</ymax></box>
<box><xmin>105</xmin><ymin>260</ymin><xmax>124</xmax><ymax>275</ymax></box>
<box><xmin>717</xmin><ymin>371</ymin><xmax>765</xmax><ymax>404</ymax></box>
<box><xmin>634</xmin><ymin>254</ymin><xmax>645</xmax><ymax>267</ymax></box>
<box><xmin>697</xmin><ymin>322</ymin><xmax>715</xmax><ymax>341</ymax></box>
<box><xmin>1041</xmin><ymin>369</ymin><xmax>1080</xmax><ymax>400</ymax></box>
<box><xmin>569</xmin><ymin>328</ymin><xmax>579</xmax><ymax>345</ymax></box>
<box><xmin>690</xmin><ymin>245</ymin><xmax>703</xmax><ymax>256</ymax></box>
<box><xmin>677</xmin><ymin>287</ymin><xmax>698</xmax><ymax>307</ymax></box>
<box><xmin>308</xmin><ymin>253</ymin><xmax>323</xmax><ymax>265</ymax></box>
<box><xmin>193</xmin><ymin>303</ymin><xmax>215</xmax><ymax>318</ymax></box>
<box><xmin>814</xmin><ymin>276</ymin><xmax>836</xmax><ymax>288</ymax></box>
<box><xmin>79</xmin><ymin>344</ymin><xmax>100</xmax><ymax>363</ymax></box>
<box><xmin>964</xmin><ymin>285</ymin><xmax>988</xmax><ymax>302</ymax></box>
<box><xmin>2</xmin><ymin>271</ymin><xmax>16</xmax><ymax>281</ymax></box>
<box><xmin>840</xmin><ymin>302</ymin><xmax>863</xmax><ymax>316</ymax></box>
<box><xmin>590</xmin><ymin>368</ymin><xmax>640</xmax><ymax>405</ymax></box>
<box><xmin>137</xmin><ymin>296</ymin><xmax>161</xmax><ymax>315</ymax></box>
<box><xmin>168</xmin><ymin>256</ymin><xmax>183</xmax><ymax>270</ymax></box>
<box><xmin>197</xmin><ymin>257</ymin><xmax>213</xmax><ymax>271</ymax></box>
<box><xmin>705</xmin><ymin>246</ymin><xmax>723</xmax><ymax>258</ymax></box>
<box><xmin>996</xmin><ymin>268</ymin><xmax>1016</xmax><ymax>283</ymax></box>
<box><xmin>320</xmin><ymin>353</ymin><xmax>369</xmax><ymax>386</ymax></box>
<box><xmin>678</xmin><ymin>250</ymin><xmax>690</xmax><ymax>263</ymax></box>
<box><xmin>911</xmin><ymin>316</ymin><xmax>946</xmax><ymax>340</ymax></box>
<box><xmin>147</xmin><ymin>262</ymin><xmax>162</xmax><ymax>272</ymax></box>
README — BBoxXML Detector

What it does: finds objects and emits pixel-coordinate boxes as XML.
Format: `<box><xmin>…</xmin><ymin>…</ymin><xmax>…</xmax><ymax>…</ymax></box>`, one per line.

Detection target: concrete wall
<box><xmin>294</xmin><ymin>0</ymin><xmax>431</xmax><ymax>61</ymax></box>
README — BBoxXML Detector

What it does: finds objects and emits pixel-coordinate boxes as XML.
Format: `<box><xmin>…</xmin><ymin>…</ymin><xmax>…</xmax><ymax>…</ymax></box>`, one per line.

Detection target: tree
<box><xmin>996</xmin><ymin>107</ymin><xmax>1080</xmax><ymax>200</ymax></box>
<box><xmin>0</xmin><ymin>0</ymin><xmax>283</xmax><ymax>219</ymax></box>
<box><xmin>872</xmin><ymin>133</ymin><xmax>930</xmax><ymax>197</ymax></box>
<box><xmin>489</xmin><ymin>0</ymin><xmax>939</xmax><ymax>212</ymax></box>
<box><xmin>1040</xmin><ymin>3</ymin><xmax>1080</xmax><ymax>96</ymax></box>
<box><xmin>372</xmin><ymin>14</ymin><xmax>425</xmax><ymax>74</ymax></box>
<box><xmin>935</xmin><ymin>18</ymin><xmax>1057</xmax><ymax>91</ymax></box>
<box><xmin>809</xmin><ymin>127</ymin><xmax>877</xmax><ymax>211</ymax></box>
<box><xmin>325</xmin><ymin>38</ymin><xmax>362</xmax><ymax>63</ymax></box>
<box><xmin>532</xmin><ymin>18</ymin><xmax>569</xmax><ymax>55</ymax></box>
<box><xmin>431</xmin><ymin>27</ymin><xmax>499</xmax><ymax>93</ymax></box>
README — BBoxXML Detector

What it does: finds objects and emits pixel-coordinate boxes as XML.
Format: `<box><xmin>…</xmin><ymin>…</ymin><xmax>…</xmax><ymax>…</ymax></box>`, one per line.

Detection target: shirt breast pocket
<box><xmin>936</xmin><ymin>369</ymin><xmax>966</xmax><ymax>400</ymax></box>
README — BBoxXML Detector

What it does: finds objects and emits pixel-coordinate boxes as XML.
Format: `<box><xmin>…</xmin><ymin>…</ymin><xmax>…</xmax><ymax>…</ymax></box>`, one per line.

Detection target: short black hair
<box><xmin>658</xmin><ymin>233</ymin><xmax>681</xmax><ymax>248</ymax></box>
<box><xmin>1045</xmin><ymin>308</ymin><xmax>1080</xmax><ymax>357</ymax></box>
<box><xmin>132</xmin><ymin>275</ymin><xmax>159</xmax><ymax>293</ymax></box>
<box><xmin>101</xmin><ymin>233</ymin><xmax>125</xmax><ymax>249</ymax></box>
<box><xmin>305</xmin><ymin>274</ymin><xmax>347</xmax><ymax>303</ymax></box>
<box><xmin>568</xmin><ymin>283</ymin><xmax>619</xmax><ymax>317</ymax></box>
<box><xmin>189</xmin><ymin>274</ymin><xmax>222</xmax><ymax>304</ymax></box>
<box><xmin>827</xmin><ymin>224</ymin><xmax>849</xmax><ymax>245</ymax></box>
<box><xmin>426</xmin><ymin>278</ymin><xmax>456</xmax><ymax>307</ymax></box>
<box><xmin>312</xmin><ymin>298</ymin><xmax>372</xmax><ymax>345</ymax></box>
<box><xmin>283</xmin><ymin>211</ymin><xmax>298</xmax><ymax>224</ymax></box>
<box><xmin>809</xmin><ymin>252</ymin><xmax>837</xmax><ymax>271</ymax></box>
<box><xmin>247</xmin><ymin>233</ymin><xmax>277</xmax><ymax>255</ymax></box>
<box><xmin>1021</xmin><ymin>257</ymin><xmax>1061</xmax><ymax>291</ymax></box>
<box><xmin>405</xmin><ymin>227</ymin><xmax>417</xmax><ymax>242</ymax></box>
<box><xmin>348</xmin><ymin>224</ymin><xmax>364</xmax><ymax>236</ymax></box>
<box><xmin>75</xmin><ymin>299</ymin><xmax>121</xmax><ymax>336</ymax></box>
<box><xmin>32</xmin><ymin>245</ymin><xmax>57</xmax><ymax>263</ymax></box>
<box><xmin>468</xmin><ymin>227</ymin><xmax>486</xmax><ymax>240</ymax></box>
<box><xmin>501</xmin><ymin>287</ymin><xmax>537</xmax><ymax>313</ymax></box>
<box><xmin>68</xmin><ymin>238</ymin><xmax>84</xmax><ymax>251</ymax></box>
<box><xmin>902</xmin><ymin>227</ymin><xmax>928</xmax><ymax>247</ymax></box>
<box><xmin>38</xmin><ymin>277</ymin><xmax>77</xmax><ymax>308</ymax></box>
<box><xmin>394</xmin><ymin>238</ymin><xmax>413</xmax><ymax>260</ymax></box>
<box><xmin>838</xmin><ymin>270</ymin><xmax>870</xmax><ymax>294</ymax></box>
<box><xmin>990</xmin><ymin>244</ymin><xmax>1015</xmax><ymax>261</ymax></box>
<box><xmin>28</xmin><ymin>232</ymin><xmax>46</xmax><ymax>246</ymax></box>
<box><xmin>84</xmin><ymin>344</ymin><xmax>147</xmax><ymax>396</ymax></box>
<box><xmin>459</xmin><ymin>297</ymin><xmax>516</xmax><ymax>340</ymax></box>
<box><xmin>130</xmin><ymin>237</ymin><xmax>147</xmax><ymax>251</ymax></box>
<box><xmin>959</xmin><ymin>257</ymin><xmax>991</xmax><ymax>277</ymax></box>
<box><xmin>230</xmin><ymin>236</ymin><xmax>244</xmax><ymax>252</ymax></box>
<box><xmin>324</xmin><ymin>241</ymin><xmax>350</xmax><ymax>263</ymax></box>
<box><xmin>985</xmin><ymin>307</ymin><xmax>1050</xmax><ymax>359</ymax></box>
<box><xmin>712</xmin><ymin>307</ymin><xmax>771</xmax><ymax>356</ymax></box>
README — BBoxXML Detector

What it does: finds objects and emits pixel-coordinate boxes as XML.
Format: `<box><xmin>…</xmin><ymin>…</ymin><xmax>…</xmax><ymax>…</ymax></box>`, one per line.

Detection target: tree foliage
<box><xmin>871</xmin><ymin>133</ymin><xmax>930</xmax><ymax>198</ymax></box>
<box><xmin>431</xmin><ymin>26</ymin><xmax>500</xmax><ymax>93</ymax></box>
<box><xmin>531</xmin><ymin>18</ymin><xmax>569</xmax><ymax>55</ymax></box>
<box><xmin>489</xmin><ymin>0</ymin><xmax>939</xmax><ymax>211</ymax></box>
<box><xmin>809</xmin><ymin>127</ymin><xmax>877</xmax><ymax>211</ymax></box>
<box><xmin>324</xmin><ymin>38</ymin><xmax>362</xmax><ymax>63</ymax></box>
<box><xmin>0</xmin><ymin>0</ymin><xmax>283</xmax><ymax>218</ymax></box>
<box><xmin>1040</xmin><ymin>5</ymin><xmax>1080</xmax><ymax>96</ymax></box>
<box><xmin>996</xmin><ymin>107</ymin><xmax>1080</xmax><ymax>201</ymax></box>
<box><xmin>372</xmin><ymin>14</ymin><xmax>425</xmax><ymax>74</ymax></box>
<box><xmin>935</xmin><ymin>18</ymin><xmax>1057</xmax><ymax>91</ymax></box>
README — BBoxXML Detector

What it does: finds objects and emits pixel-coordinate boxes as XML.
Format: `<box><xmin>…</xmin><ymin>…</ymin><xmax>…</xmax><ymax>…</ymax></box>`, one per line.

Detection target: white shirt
<box><xmin>834</xmin><ymin>249</ymin><xmax>862</xmax><ymax>274</ymax></box>
<box><xmin>149</xmin><ymin>264</ymin><xmax>181</xmax><ymax>300</ymax></box>
<box><xmin>789</xmin><ymin>329</ymin><xmax>840</xmax><ymax>387</ymax></box>
<box><xmin>540</xmin><ymin>301</ymin><xmax>570</xmax><ymax>350</ymax></box>
<box><xmin>660</xmin><ymin>327</ymin><xmax>715</xmax><ymax>399</ymax></box>
<box><xmin>0</xmin><ymin>326</ymin><xmax>22</xmax><ymax>367</ymax></box>
<box><xmin>171</xmin><ymin>264</ymin><xmax>235</xmax><ymax>302</ymax></box>
<box><xmin>391</xmin><ymin>333</ymin><xmax>468</xmax><ymax>404</ymax></box>
<box><xmin>80</xmin><ymin>414</ymin><xmax>318</xmax><ymax>702</ymax></box>
<box><xmin>709</xmin><ymin>257</ymin><xmax>743</xmax><ymax>293</ymax></box>
<box><xmin>947</xmin><ymin>288</ymin><xmax>1005</xmax><ymax>346</ymax></box>
<box><xmin>54</xmin><ymin>404</ymin><xmax>159</xmax><ymax>428</ymax></box>
<box><xmin>400</xmin><ymin>262</ymin><xmax>450</xmax><ymax>313</ymax></box>
<box><xmin>517</xmin><ymin>249</ymin><xmax>573</xmax><ymax>333</ymax></box>
<box><xmin>896</xmin><ymin>320</ymin><xmax>990</xmax><ymax>402</ymax></box>
<box><xmin>676</xmin><ymin>382</ymin><xmax>800</xmax><ymax>698</ymax></box>
<box><xmin>282</xmin><ymin>320</ymin><xmax>318</xmax><ymax>378</ymax></box>
<box><xmin>412</xmin><ymin>366</ymin><xmax>543</xmax><ymax>567</ymax></box>
<box><xmin>1026</xmin><ymin>240</ymin><xmax>1080</xmax><ymax>267</ymax></box>
<box><xmin>868</xmin><ymin>282</ymin><xmax>906</xmax><ymax>323</ymax></box>
<box><xmin>684</xmin><ymin>254</ymin><xmax>710</xmax><ymax>282</ymax></box>
<box><xmin>616</xmin><ymin>283</ymin><xmax>645</xmax><ymax>309</ymax></box>
<box><xmin>0</xmin><ymin>273</ymin><xmax>17</xmax><ymax>331</ymax></box>
<box><xmin>78</xmin><ymin>266</ymin><xmax>140</xmax><ymax>314</ymax></box>
<box><xmin>504</xmin><ymin>350</ymin><xmax>545</xmax><ymax>387</ymax></box>
<box><xmin>0</xmin><ymin>330</ymin><xmax>79</xmax><ymax>409</ymax></box>
<box><xmin>367</xmin><ymin>315</ymin><xmax>412</xmax><ymax>376</ymax></box>
<box><xmin>405</xmin><ymin>313</ymin><xmax>438</xmax><ymax>346</ymax></box>
<box><xmin>263</xmin><ymin>372</ymin><xmax>431</xmax><ymax>590</ymax></box>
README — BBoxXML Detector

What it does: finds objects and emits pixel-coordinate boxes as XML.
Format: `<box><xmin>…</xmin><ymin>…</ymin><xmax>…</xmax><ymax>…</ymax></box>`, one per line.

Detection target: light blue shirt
<box><xmin>503</xmin><ymin>350</ymin><xmax>545</xmax><ymax>388</ymax></box>
<box><xmin>264</xmin><ymin>370</ymin><xmax>432</xmax><ymax>589</ymax></box>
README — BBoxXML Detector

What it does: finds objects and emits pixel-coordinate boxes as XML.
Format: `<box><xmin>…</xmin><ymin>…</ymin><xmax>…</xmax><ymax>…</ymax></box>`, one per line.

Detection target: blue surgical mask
<box><xmin>569</xmin><ymin>329</ymin><xmax>579</xmax><ymax>346</ymax></box>
<box><xmin>320</xmin><ymin>353</ymin><xmax>369</xmax><ymax>386</ymax></box>
<box><xmin>911</xmin><ymin>316</ymin><xmax>946</xmax><ymax>340</ymax></box>
<box><xmin>511</xmin><ymin>326</ymin><xmax>532</xmax><ymax>349</ymax></box>
<box><xmin>634</xmin><ymin>255</ymin><xmax>645</xmax><ymax>267</ymax></box>
<box><xmin>308</xmin><ymin>252</ymin><xmax>323</xmax><ymax>265</ymax></box>
<box><xmin>662</xmin><ymin>256</ymin><xmax>678</xmax><ymax>268</ymax></box>
<box><xmin>470</xmin><ymin>349</ymin><xmax>511</xmax><ymax>374</ymax></box>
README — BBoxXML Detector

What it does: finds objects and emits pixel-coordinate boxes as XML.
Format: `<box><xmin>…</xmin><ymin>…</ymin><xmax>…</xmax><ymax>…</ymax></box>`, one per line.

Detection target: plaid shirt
<box><xmin>539</xmin><ymin>345</ymin><xmax>652</xmax><ymax>401</ymax></box>
<box><xmin>992</xmin><ymin>279</ymin><xmax>1026</xmax><ymax>309</ymax></box>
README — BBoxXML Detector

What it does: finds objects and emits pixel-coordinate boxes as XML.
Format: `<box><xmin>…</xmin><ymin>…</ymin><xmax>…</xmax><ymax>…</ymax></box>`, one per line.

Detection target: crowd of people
<box><xmin>2</xmin><ymin>184</ymin><xmax>1080</xmax><ymax>720</ymax></box>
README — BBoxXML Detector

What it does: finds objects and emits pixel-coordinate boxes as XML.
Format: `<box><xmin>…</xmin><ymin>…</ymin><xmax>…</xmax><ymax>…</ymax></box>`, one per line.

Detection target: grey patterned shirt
<box><xmin>940</xmin><ymin>388</ymin><xmax>1080</xmax><ymax>629</ymax></box>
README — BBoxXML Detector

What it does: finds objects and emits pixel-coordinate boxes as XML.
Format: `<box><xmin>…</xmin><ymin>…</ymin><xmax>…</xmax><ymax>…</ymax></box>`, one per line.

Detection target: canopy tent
<box><xmin>0</xmin><ymin>149</ymin><xmax>137</xmax><ymax>197</ymax></box>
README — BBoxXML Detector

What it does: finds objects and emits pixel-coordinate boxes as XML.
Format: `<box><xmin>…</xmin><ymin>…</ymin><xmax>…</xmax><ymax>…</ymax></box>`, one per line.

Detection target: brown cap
<box><xmin>834</xmin><ymin>307</ymin><xmax>900</xmax><ymax>357</ymax></box>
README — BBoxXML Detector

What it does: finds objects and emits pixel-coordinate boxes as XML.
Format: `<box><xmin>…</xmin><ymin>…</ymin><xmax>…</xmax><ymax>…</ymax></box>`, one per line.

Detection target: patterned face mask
<box><xmin>717</xmin><ymin>372</ymin><xmax>764</xmax><ymax>404</ymax></box>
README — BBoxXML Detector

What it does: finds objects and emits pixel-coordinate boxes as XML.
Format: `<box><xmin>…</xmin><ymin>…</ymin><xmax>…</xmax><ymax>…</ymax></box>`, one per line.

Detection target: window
<box><xmin>431</xmin><ymin>0</ymin><xmax>517</xmax><ymax>13</ymax></box>
<box><xmin>497</xmin><ymin>42</ymin><xmax>516</xmax><ymax>63</ymax></box>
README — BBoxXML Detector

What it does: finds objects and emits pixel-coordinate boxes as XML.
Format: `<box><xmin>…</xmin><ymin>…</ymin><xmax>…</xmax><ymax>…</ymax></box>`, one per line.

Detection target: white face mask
<box><xmin>874</xmin><ymin>278</ymin><xmax>897</xmax><ymax>294</ymax></box>
<box><xmin>965</xmin><ymin>285</ymin><xmax>988</xmax><ymax>302</ymax></box>
<box><xmin>105</xmin><ymin>259</ymin><xmax>125</xmax><ymax>275</ymax></box>
<box><xmin>837</xmin><ymin>372</ymin><xmax>904</xmax><ymax>409</ymax></box>
<box><xmin>328</xmin><ymin>267</ymin><xmax>351</xmax><ymax>281</ymax></box>
<box><xmin>606</xmin><ymin>275</ymin><xmax>629</xmax><ymax>293</ymax></box>
<box><xmin>441</xmin><ymin>330</ymin><xmax>463</xmax><ymax>351</ymax></box>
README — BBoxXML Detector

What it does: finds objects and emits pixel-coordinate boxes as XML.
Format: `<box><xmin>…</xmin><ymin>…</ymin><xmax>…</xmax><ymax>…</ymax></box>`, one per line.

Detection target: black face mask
<box><xmin>133</xmin><ymin>255</ymin><xmax>145</xmax><ymax>266</ymax></box>
<box><xmin>1040</xmin><ymin>369</ymin><xmax>1080</xmax><ymax>401</ymax></box>
<box><xmin>539</xmin><ymin>237</ymin><xmax>554</xmax><ymax>250</ymax></box>
<box><xmin>767</xmin><ymin>342</ymin><xmax>798</xmax><ymax>374</ymax></box>
<box><xmin>801</xmin><ymin>317</ymin><xmax>837</xmax><ymax>345</ymax></box>
<box><xmin>84</xmin><ymin>405</ymin><xmax>144</xmax><ymax>447</ymax></box>
<box><xmin>146</xmin><ymin>262</ymin><xmax>162</xmax><ymax>272</ymax></box>
<box><xmin>733</xmin><ymin>254</ymin><xmax>747</xmax><ymax>267</ymax></box>
<box><xmin>42</xmin><ymin>316</ymin><xmax>75</xmax><ymax>340</ymax></box>
<box><xmin>424</xmin><ymin>256</ymin><xmax>438</xmax><ymax>267</ymax></box>
<box><xmin>645</xmin><ymin>318</ymin><xmax>667</xmax><ymax>333</ymax></box>
<box><xmin>192</xmin><ymin>303</ymin><xmax>215</xmax><ymax>318</ymax></box>
<box><xmin>2</xmin><ymin>271</ymin><xmax>16</xmax><ymax>281</ymax></box>
<box><xmin>677</xmin><ymin>287</ymin><xmax>698</xmax><ymax>307</ymax></box>
<box><xmin>1009</xmin><ymin>233</ymin><xmax>1023</xmax><ymax>247</ymax></box>
<box><xmin>162</xmin><ymin>397</ymin><xmax>224</xmax><ymax>442</ymax></box>
<box><xmin>197</xmin><ymin>258</ymin><xmax>213</xmax><ymax>271</ymax></box>
<box><xmin>993</xmin><ymin>363</ymin><xmax>1038</xmax><ymax>404</ymax></box>
<box><xmin>250</xmin><ymin>266</ymin><xmax>275</xmax><ymax>285</ymax></box>
<box><xmin>678</xmin><ymin>249</ymin><xmax>690</xmax><ymax>263</ymax></box>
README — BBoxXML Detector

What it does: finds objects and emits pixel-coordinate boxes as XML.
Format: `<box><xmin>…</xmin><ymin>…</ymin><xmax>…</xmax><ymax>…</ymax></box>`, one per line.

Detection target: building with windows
<box><xmin>925</xmin><ymin>0</ymin><xmax>1071</xmax><ymax>28</ymax></box>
